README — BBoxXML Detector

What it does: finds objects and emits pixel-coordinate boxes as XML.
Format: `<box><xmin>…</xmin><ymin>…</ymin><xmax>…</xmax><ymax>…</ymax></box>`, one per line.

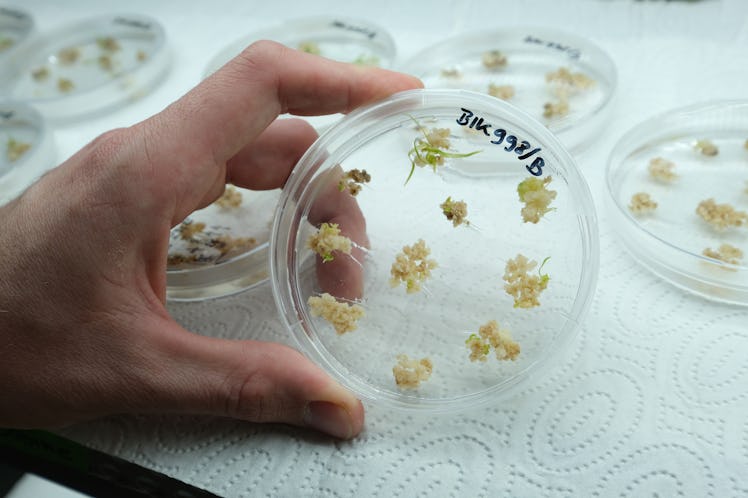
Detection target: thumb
<box><xmin>148</xmin><ymin>322</ymin><xmax>364</xmax><ymax>439</ymax></box>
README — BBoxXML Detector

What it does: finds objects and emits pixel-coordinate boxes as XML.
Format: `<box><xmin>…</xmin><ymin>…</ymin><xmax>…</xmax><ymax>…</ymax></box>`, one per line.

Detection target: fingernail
<box><xmin>303</xmin><ymin>401</ymin><xmax>353</xmax><ymax>439</ymax></box>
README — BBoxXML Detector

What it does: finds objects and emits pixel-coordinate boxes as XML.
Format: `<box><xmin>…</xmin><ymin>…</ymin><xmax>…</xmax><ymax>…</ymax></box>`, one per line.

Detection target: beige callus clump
<box><xmin>307</xmin><ymin>222</ymin><xmax>352</xmax><ymax>263</ymax></box>
<box><xmin>179</xmin><ymin>220</ymin><xmax>206</xmax><ymax>240</ymax></box>
<box><xmin>209</xmin><ymin>235</ymin><xmax>256</xmax><ymax>258</ymax></box>
<box><xmin>482</xmin><ymin>50</ymin><xmax>507</xmax><ymax>70</ymax></box>
<box><xmin>57</xmin><ymin>47</ymin><xmax>80</xmax><ymax>65</ymax></box>
<box><xmin>465</xmin><ymin>334</ymin><xmax>490</xmax><ymax>362</ymax></box>
<box><xmin>31</xmin><ymin>67</ymin><xmax>50</xmax><ymax>82</ymax></box>
<box><xmin>0</xmin><ymin>37</ymin><xmax>13</xmax><ymax>52</ymax></box>
<box><xmin>648</xmin><ymin>157</ymin><xmax>677</xmax><ymax>182</ymax></box>
<box><xmin>518</xmin><ymin>176</ymin><xmax>557</xmax><ymax>223</ymax></box>
<box><xmin>694</xmin><ymin>139</ymin><xmax>718</xmax><ymax>157</ymax></box>
<box><xmin>214</xmin><ymin>185</ymin><xmax>243</xmax><ymax>209</ymax></box>
<box><xmin>420</xmin><ymin>127</ymin><xmax>451</xmax><ymax>150</ymax></box>
<box><xmin>57</xmin><ymin>78</ymin><xmax>74</xmax><ymax>93</ymax></box>
<box><xmin>136</xmin><ymin>50</ymin><xmax>148</xmax><ymax>62</ymax></box>
<box><xmin>702</xmin><ymin>244</ymin><xmax>743</xmax><ymax>267</ymax></box>
<box><xmin>440</xmin><ymin>196</ymin><xmax>469</xmax><ymax>227</ymax></box>
<box><xmin>543</xmin><ymin>99</ymin><xmax>569</xmax><ymax>119</ymax></box>
<box><xmin>393</xmin><ymin>354</ymin><xmax>433</xmax><ymax>389</ymax></box>
<box><xmin>390</xmin><ymin>239</ymin><xmax>438</xmax><ymax>293</ymax></box>
<box><xmin>338</xmin><ymin>168</ymin><xmax>371</xmax><ymax>196</ymax></box>
<box><xmin>308</xmin><ymin>293</ymin><xmax>365</xmax><ymax>335</ymax></box>
<box><xmin>487</xmin><ymin>83</ymin><xmax>515</xmax><ymax>100</ymax></box>
<box><xmin>629</xmin><ymin>192</ymin><xmax>658</xmax><ymax>215</ymax></box>
<box><xmin>504</xmin><ymin>254</ymin><xmax>550</xmax><ymax>309</ymax></box>
<box><xmin>545</xmin><ymin>66</ymin><xmax>595</xmax><ymax>98</ymax></box>
<box><xmin>96</xmin><ymin>37</ymin><xmax>121</xmax><ymax>52</ymax></box>
<box><xmin>440</xmin><ymin>67</ymin><xmax>461</xmax><ymax>78</ymax></box>
<box><xmin>466</xmin><ymin>320</ymin><xmax>520</xmax><ymax>362</ymax></box>
<box><xmin>406</xmin><ymin>124</ymin><xmax>480</xmax><ymax>184</ymax></box>
<box><xmin>168</xmin><ymin>221</ymin><xmax>257</xmax><ymax>267</ymax></box>
<box><xmin>696</xmin><ymin>198</ymin><xmax>748</xmax><ymax>230</ymax></box>
<box><xmin>6</xmin><ymin>138</ymin><xmax>31</xmax><ymax>162</ymax></box>
<box><xmin>298</xmin><ymin>41</ymin><xmax>321</xmax><ymax>55</ymax></box>
<box><xmin>98</xmin><ymin>55</ymin><xmax>114</xmax><ymax>72</ymax></box>
<box><xmin>352</xmin><ymin>54</ymin><xmax>379</xmax><ymax>66</ymax></box>
<box><xmin>543</xmin><ymin>67</ymin><xmax>593</xmax><ymax>118</ymax></box>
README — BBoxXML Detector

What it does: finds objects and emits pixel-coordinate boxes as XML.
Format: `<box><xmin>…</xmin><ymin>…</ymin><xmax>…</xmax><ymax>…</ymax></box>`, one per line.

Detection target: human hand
<box><xmin>0</xmin><ymin>41</ymin><xmax>421</xmax><ymax>439</ymax></box>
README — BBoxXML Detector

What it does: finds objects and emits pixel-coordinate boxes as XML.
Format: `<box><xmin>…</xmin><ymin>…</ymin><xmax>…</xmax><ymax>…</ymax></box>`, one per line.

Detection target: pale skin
<box><xmin>0</xmin><ymin>41</ymin><xmax>421</xmax><ymax>439</ymax></box>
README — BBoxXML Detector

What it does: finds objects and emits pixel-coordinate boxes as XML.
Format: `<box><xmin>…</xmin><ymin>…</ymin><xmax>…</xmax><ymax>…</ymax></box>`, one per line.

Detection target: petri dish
<box><xmin>400</xmin><ymin>27</ymin><xmax>616</xmax><ymax>153</ymax></box>
<box><xmin>606</xmin><ymin>101</ymin><xmax>748</xmax><ymax>306</ymax></box>
<box><xmin>204</xmin><ymin>16</ymin><xmax>397</xmax><ymax>76</ymax></box>
<box><xmin>271</xmin><ymin>89</ymin><xmax>599</xmax><ymax>412</ymax></box>
<box><xmin>0</xmin><ymin>5</ymin><xmax>34</xmax><ymax>58</ymax></box>
<box><xmin>166</xmin><ymin>186</ymin><xmax>281</xmax><ymax>301</ymax></box>
<box><xmin>203</xmin><ymin>16</ymin><xmax>397</xmax><ymax>132</ymax></box>
<box><xmin>0</xmin><ymin>99</ymin><xmax>55</xmax><ymax>204</ymax></box>
<box><xmin>0</xmin><ymin>14</ymin><xmax>169</xmax><ymax>122</ymax></box>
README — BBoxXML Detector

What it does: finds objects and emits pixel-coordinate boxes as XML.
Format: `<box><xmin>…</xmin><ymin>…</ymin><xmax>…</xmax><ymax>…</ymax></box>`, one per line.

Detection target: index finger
<box><xmin>140</xmin><ymin>40</ymin><xmax>422</xmax><ymax>223</ymax></box>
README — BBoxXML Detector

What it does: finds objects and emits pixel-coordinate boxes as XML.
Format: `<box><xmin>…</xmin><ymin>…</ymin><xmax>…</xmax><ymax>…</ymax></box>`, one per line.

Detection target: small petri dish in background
<box><xmin>271</xmin><ymin>89</ymin><xmax>599</xmax><ymax>412</ymax></box>
<box><xmin>0</xmin><ymin>14</ymin><xmax>169</xmax><ymax>122</ymax></box>
<box><xmin>400</xmin><ymin>27</ymin><xmax>616</xmax><ymax>153</ymax></box>
<box><xmin>204</xmin><ymin>16</ymin><xmax>396</xmax><ymax>76</ymax></box>
<box><xmin>0</xmin><ymin>5</ymin><xmax>34</xmax><ymax>58</ymax></box>
<box><xmin>166</xmin><ymin>186</ymin><xmax>281</xmax><ymax>301</ymax></box>
<box><xmin>606</xmin><ymin>101</ymin><xmax>748</xmax><ymax>306</ymax></box>
<box><xmin>0</xmin><ymin>99</ymin><xmax>55</xmax><ymax>204</ymax></box>
<box><xmin>203</xmin><ymin>16</ymin><xmax>397</xmax><ymax>131</ymax></box>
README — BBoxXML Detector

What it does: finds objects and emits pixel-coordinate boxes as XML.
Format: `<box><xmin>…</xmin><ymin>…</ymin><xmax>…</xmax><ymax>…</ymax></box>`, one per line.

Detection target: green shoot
<box><xmin>352</xmin><ymin>54</ymin><xmax>380</xmax><ymax>66</ymax></box>
<box><xmin>538</xmin><ymin>256</ymin><xmax>551</xmax><ymax>285</ymax></box>
<box><xmin>405</xmin><ymin>116</ymin><xmax>481</xmax><ymax>185</ymax></box>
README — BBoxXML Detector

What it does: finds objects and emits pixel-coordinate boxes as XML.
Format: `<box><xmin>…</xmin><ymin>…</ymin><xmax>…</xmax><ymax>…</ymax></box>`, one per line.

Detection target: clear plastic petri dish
<box><xmin>606</xmin><ymin>101</ymin><xmax>748</xmax><ymax>306</ymax></box>
<box><xmin>204</xmin><ymin>16</ymin><xmax>397</xmax><ymax>76</ymax></box>
<box><xmin>0</xmin><ymin>14</ymin><xmax>169</xmax><ymax>122</ymax></box>
<box><xmin>0</xmin><ymin>99</ymin><xmax>55</xmax><ymax>204</ymax></box>
<box><xmin>203</xmin><ymin>16</ymin><xmax>397</xmax><ymax>132</ymax></box>
<box><xmin>271</xmin><ymin>89</ymin><xmax>599</xmax><ymax>412</ymax></box>
<box><xmin>400</xmin><ymin>27</ymin><xmax>616</xmax><ymax>153</ymax></box>
<box><xmin>0</xmin><ymin>5</ymin><xmax>34</xmax><ymax>58</ymax></box>
<box><xmin>166</xmin><ymin>187</ymin><xmax>281</xmax><ymax>301</ymax></box>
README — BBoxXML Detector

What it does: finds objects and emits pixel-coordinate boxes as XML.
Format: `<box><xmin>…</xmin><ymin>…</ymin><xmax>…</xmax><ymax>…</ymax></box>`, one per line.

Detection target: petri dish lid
<box><xmin>400</xmin><ymin>27</ymin><xmax>617</xmax><ymax>153</ymax></box>
<box><xmin>166</xmin><ymin>186</ymin><xmax>281</xmax><ymax>301</ymax></box>
<box><xmin>203</xmin><ymin>16</ymin><xmax>397</xmax><ymax>76</ymax></box>
<box><xmin>203</xmin><ymin>16</ymin><xmax>398</xmax><ymax>132</ymax></box>
<box><xmin>0</xmin><ymin>99</ymin><xmax>55</xmax><ymax>204</ymax></box>
<box><xmin>0</xmin><ymin>14</ymin><xmax>169</xmax><ymax>122</ymax></box>
<box><xmin>271</xmin><ymin>89</ymin><xmax>599</xmax><ymax>412</ymax></box>
<box><xmin>0</xmin><ymin>5</ymin><xmax>34</xmax><ymax>58</ymax></box>
<box><xmin>606</xmin><ymin>100</ymin><xmax>748</xmax><ymax>306</ymax></box>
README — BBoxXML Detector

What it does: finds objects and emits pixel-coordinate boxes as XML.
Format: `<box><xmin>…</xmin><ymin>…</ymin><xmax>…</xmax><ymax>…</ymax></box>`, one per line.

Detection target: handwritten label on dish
<box><xmin>456</xmin><ymin>107</ymin><xmax>546</xmax><ymax>176</ymax></box>
<box><xmin>331</xmin><ymin>20</ymin><xmax>377</xmax><ymax>40</ymax></box>
<box><xmin>114</xmin><ymin>17</ymin><xmax>152</xmax><ymax>30</ymax></box>
<box><xmin>524</xmin><ymin>35</ymin><xmax>580</xmax><ymax>60</ymax></box>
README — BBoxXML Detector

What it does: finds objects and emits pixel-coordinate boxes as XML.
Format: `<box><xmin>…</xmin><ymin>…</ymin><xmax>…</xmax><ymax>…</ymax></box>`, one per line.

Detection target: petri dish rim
<box><xmin>0</xmin><ymin>99</ymin><xmax>56</xmax><ymax>204</ymax></box>
<box><xmin>400</xmin><ymin>26</ymin><xmax>618</xmax><ymax>152</ymax></box>
<box><xmin>202</xmin><ymin>15</ymin><xmax>398</xmax><ymax>78</ymax></box>
<box><xmin>271</xmin><ymin>88</ymin><xmax>599</xmax><ymax>412</ymax></box>
<box><xmin>0</xmin><ymin>13</ymin><xmax>169</xmax><ymax>120</ymax></box>
<box><xmin>605</xmin><ymin>99</ymin><xmax>748</xmax><ymax>305</ymax></box>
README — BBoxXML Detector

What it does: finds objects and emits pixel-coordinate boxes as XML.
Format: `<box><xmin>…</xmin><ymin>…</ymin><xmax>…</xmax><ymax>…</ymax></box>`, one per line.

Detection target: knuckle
<box><xmin>239</xmin><ymin>39</ymin><xmax>287</xmax><ymax>64</ymax></box>
<box><xmin>224</xmin><ymin>368</ymin><xmax>276</xmax><ymax>423</ymax></box>
<box><xmin>86</xmin><ymin>128</ymin><xmax>129</xmax><ymax>167</ymax></box>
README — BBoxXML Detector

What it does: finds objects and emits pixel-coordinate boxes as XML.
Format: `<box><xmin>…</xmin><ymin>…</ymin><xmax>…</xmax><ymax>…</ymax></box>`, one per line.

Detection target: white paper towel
<box><xmin>10</xmin><ymin>0</ymin><xmax>747</xmax><ymax>495</ymax></box>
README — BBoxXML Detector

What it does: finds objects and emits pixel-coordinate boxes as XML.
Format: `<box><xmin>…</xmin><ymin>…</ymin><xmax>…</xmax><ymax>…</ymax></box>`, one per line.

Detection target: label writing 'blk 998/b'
<box><xmin>456</xmin><ymin>107</ymin><xmax>546</xmax><ymax>176</ymax></box>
